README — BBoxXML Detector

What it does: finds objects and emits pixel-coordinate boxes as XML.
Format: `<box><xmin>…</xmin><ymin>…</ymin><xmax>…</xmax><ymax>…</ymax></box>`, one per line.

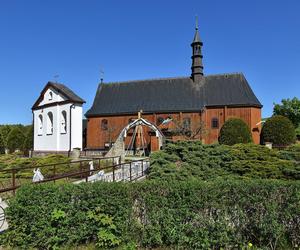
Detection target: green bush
<box><xmin>149</xmin><ymin>141</ymin><xmax>300</xmax><ymax>181</ymax></box>
<box><xmin>261</xmin><ymin>115</ymin><xmax>296</xmax><ymax>146</ymax></box>
<box><xmin>6</xmin><ymin>127</ymin><xmax>25</xmax><ymax>153</ymax></box>
<box><xmin>1</xmin><ymin>180</ymin><xmax>299</xmax><ymax>249</ymax></box>
<box><xmin>219</xmin><ymin>118</ymin><xmax>252</xmax><ymax>145</ymax></box>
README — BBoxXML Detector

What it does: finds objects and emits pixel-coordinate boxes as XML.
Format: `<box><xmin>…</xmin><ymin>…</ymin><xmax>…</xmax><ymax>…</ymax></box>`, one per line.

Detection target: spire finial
<box><xmin>195</xmin><ymin>15</ymin><xmax>198</xmax><ymax>30</ymax></box>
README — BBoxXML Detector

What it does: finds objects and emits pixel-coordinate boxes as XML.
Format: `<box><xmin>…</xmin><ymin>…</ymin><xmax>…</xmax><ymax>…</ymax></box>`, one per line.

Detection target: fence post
<box><xmin>98</xmin><ymin>158</ymin><xmax>101</xmax><ymax>169</ymax></box>
<box><xmin>119</xmin><ymin>156</ymin><xmax>121</xmax><ymax>165</ymax></box>
<box><xmin>80</xmin><ymin>161</ymin><xmax>83</xmax><ymax>178</ymax></box>
<box><xmin>141</xmin><ymin>160</ymin><xmax>144</xmax><ymax>176</ymax></box>
<box><xmin>12</xmin><ymin>169</ymin><xmax>16</xmax><ymax>196</ymax></box>
<box><xmin>53</xmin><ymin>164</ymin><xmax>56</xmax><ymax>183</ymax></box>
<box><xmin>130</xmin><ymin>162</ymin><xmax>132</xmax><ymax>182</ymax></box>
<box><xmin>113</xmin><ymin>165</ymin><xmax>115</xmax><ymax>182</ymax></box>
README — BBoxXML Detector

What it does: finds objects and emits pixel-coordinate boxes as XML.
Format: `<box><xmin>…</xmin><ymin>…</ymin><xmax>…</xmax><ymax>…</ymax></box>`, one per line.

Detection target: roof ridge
<box><xmin>205</xmin><ymin>72</ymin><xmax>244</xmax><ymax>77</ymax></box>
<box><xmin>102</xmin><ymin>76</ymin><xmax>190</xmax><ymax>85</ymax></box>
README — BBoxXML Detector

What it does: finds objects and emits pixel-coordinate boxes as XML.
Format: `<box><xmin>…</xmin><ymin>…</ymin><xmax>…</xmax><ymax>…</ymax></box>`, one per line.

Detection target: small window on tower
<box><xmin>48</xmin><ymin>91</ymin><xmax>53</xmax><ymax>101</ymax></box>
<box><xmin>211</xmin><ymin>118</ymin><xmax>219</xmax><ymax>129</ymax></box>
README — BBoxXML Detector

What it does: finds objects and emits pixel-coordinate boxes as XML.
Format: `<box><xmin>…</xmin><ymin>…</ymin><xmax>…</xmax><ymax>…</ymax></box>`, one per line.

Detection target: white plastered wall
<box><xmin>33</xmin><ymin>87</ymin><xmax>83</xmax><ymax>152</ymax></box>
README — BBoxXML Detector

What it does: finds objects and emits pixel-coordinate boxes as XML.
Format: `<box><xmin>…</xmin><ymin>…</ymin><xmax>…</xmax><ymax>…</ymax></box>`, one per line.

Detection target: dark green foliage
<box><xmin>1</xmin><ymin>180</ymin><xmax>299</xmax><ymax>249</ymax></box>
<box><xmin>149</xmin><ymin>141</ymin><xmax>300</xmax><ymax>181</ymax></box>
<box><xmin>219</xmin><ymin>118</ymin><xmax>252</xmax><ymax>145</ymax></box>
<box><xmin>0</xmin><ymin>125</ymin><xmax>11</xmax><ymax>149</ymax></box>
<box><xmin>0</xmin><ymin>133</ymin><xmax>4</xmax><ymax>154</ymax></box>
<box><xmin>0</xmin><ymin>124</ymin><xmax>32</xmax><ymax>154</ymax></box>
<box><xmin>273</xmin><ymin>97</ymin><xmax>300</xmax><ymax>128</ymax></box>
<box><xmin>23</xmin><ymin>125</ymin><xmax>33</xmax><ymax>155</ymax></box>
<box><xmin>6</xmin><ymin>127</ymin><xmax>25</xmax><ymax>153</ymax></box>
<box><xmin>296</xmin><ymin>126</ymin><xmax>300</xmax><ymax>140</ymax></box>
<box><xmin>261</xmin><ymin>115</ymin><xmax>296</xmax><ymax>146</ymax></box>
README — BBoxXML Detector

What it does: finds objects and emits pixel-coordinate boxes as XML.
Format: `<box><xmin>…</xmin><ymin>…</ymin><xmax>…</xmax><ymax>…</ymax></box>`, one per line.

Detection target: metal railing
<box><xmin>0</xmin><ymin>156</ymin><xmax>149</xmax><ymax>196</ymax></box>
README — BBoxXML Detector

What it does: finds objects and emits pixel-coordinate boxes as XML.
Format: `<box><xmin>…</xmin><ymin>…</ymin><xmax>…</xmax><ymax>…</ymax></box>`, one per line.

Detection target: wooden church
<box><xmin>85</xmin><ymin>23</ymin><xmax>262</xmax><ymax>153</ymax></box>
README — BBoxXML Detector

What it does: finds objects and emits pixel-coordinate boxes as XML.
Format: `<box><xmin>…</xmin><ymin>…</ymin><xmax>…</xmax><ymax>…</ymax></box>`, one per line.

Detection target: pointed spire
<box><xmin>192</xmin><ymin>16</ymin><xmax>202</xmax><ymax>44</ymax></box>
<box><xmin>191</xmin><ymin>16</ymin><xmax>204</xmax><ymax>81</ymax></box>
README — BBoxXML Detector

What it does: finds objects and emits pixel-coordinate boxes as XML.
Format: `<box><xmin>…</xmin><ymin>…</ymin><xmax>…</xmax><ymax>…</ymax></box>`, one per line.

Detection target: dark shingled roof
<box><xmin>85</xmin><ymin>73</ymin><xmax>262</xmax><ymax>117</ymax></box>
<box><xmin>32</xmin><ymin>81</ymin><xmax>85</xmax><ymax>109</ymax></box>
<box><xmin>49</xmin><ymin>82</ymin><xmax>85</xmax><ymax>103</ymax></box>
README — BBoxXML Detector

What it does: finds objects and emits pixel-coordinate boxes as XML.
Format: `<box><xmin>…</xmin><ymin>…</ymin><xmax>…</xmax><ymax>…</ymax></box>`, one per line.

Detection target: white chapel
<box><xmin>32</xmin><ymin>82</ymin><xmax>85</xmax><ymax>155</ymax></box>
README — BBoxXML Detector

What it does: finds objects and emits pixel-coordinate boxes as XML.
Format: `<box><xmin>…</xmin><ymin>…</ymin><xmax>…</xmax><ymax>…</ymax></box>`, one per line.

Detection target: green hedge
<box><xmin>219</xmin><ymin>118</ymin><xmax>252</xmax><ymax>145</ymax></box>
<box><xmin>149</xmin><ymin>141</ymin><xmax>300</xmax><ymax>181</ymax></box>
<box><xmin>261</xmin><ymin>115</ymin><xmax>296</xmax><ymax>146</ymax></box>
<box><xmin>1</xmin><ymin>180</ymin><xmax>300</xmax><ymax>249</ymax></box>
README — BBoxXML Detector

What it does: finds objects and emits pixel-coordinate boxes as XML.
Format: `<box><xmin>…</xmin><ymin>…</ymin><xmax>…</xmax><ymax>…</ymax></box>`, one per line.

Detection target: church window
<box><xmin>211</xmin><ymin>118</ymin><xmax>219</xmax><ymax>129</ymax></box>
<box><xmin>183</xmin><ymin>117</ymin><xmax>191</xmax><ymax>130</ymax></box>
<box><xmin>38</xmin><ymin>114</ymin><xmax>43</xmax><ymax>135</ymax></box>
<box><xmin>47</xmin><ymin>112</ymin><xmax>54</xmax><ymax>135</ymax></box>
<box><xmin>101</xmin><ymin>119</ymin><xmax>108</xmax><ymax>130</ymax></box>
<box><xmin>48</xmin><ymin>91</ymin><xmax>53</xmax><ymax>101</ymax></box>
<box><xmin>61</xmin><ymin>111</ymin><xmax>67</xmax><ymax>134</ymax></box>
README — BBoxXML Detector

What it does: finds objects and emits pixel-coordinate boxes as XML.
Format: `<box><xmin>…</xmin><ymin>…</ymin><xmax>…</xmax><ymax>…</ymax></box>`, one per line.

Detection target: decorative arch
<box><xmin>47</xmin><ymin>112</ymin><xmax>53</xmax><ymax>135</ymax></box>
<box><xmin>38</xmin><ymin>114</ymin><xmax>43</xmax><ymax>135</ymax></box>
<box><xmin>105</xmin><ymin>118</ymin><xmax>164</xmax><ymax>161</ymax></box>
<box><xmin>61</xmin><ymin>110</ymin><xmax>67</xmax><ymax>133</ymax></box>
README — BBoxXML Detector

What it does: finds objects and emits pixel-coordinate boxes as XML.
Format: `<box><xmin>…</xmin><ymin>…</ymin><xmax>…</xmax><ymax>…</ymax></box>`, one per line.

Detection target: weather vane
<box><xmin>100</xmin><ymin>68</ymin><xmax>104</xmax><ymax>83</ymax></box>
<box><xmin>54</xmin><ymin>74</ymin><xmax>59</xmax><ymax>83</ymax></box>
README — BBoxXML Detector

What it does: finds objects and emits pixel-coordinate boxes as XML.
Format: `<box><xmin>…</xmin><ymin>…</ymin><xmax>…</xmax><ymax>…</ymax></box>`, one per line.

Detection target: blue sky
<box><xmin>0</xmin><ymin>0</ymin><xmax>299</xmax><ymax>124</ymax></box>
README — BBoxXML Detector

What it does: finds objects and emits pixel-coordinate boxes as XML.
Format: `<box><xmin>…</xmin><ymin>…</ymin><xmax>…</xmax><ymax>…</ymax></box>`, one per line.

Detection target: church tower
<box><xmin>191</xmin><ymin>17</ymin><xmax>204</xmax><ymax>82</ymax></box>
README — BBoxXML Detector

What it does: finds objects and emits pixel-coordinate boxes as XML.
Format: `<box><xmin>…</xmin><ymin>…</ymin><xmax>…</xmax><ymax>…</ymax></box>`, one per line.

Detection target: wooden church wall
<box><xmin>86</xmin><ymin>107</ymin><xmax>261</xmax><ymax>150</ymax></box>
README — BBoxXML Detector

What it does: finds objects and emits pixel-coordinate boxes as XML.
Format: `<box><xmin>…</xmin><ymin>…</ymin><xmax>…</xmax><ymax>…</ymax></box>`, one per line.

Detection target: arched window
<box><xmin>48</xmin><ymin>91</ymin><xmax>53</xmax><ymax>101</ymax></box>
<box><xmin>183</xmin><ymin>117</ymin><xmax>191</xmax><ymax>130</ymax></box>
<box><xmin>211</xmin><ymin>118</ymin><xmax>219</xmax><ymax>129</ymax></box>
<box><xmin>101</xmin><ymin>119</ymin><xmax>108</xmax><ymax>130</ymax></box>
<box><xmin>47</xmin><ymin>112</ymin><xmax>53</xmax><ymax>135</ymax></box>
<box><xmin>38</xmin><ymin>114</ymin><xmax>43</xmax><ymax>135</ymax></box>
<box><xmin>61</xmin><ymin>111</ymin><xmax>67</xmax><ymax>134</ymax></box>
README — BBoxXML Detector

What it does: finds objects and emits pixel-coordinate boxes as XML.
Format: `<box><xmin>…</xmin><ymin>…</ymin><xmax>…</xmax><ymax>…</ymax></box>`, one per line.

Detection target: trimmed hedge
<box><xmin>261</xmin><ymin>115</ymin><xmax>296</xmax><ymax>146</ymax></box>
<box><xmin>219</xmin><ymin>118</ymin><xmax>252</xmax><ymax>145</ymax></box>
<box><xmin>1</xmin><ymin>180</ymin><xmax>299</xmax><ymax>249</ymax></box>
<box><xmin>149</xmin><ymin>141</ymin><xmax>300</xmax><ymax>181</ymax></box>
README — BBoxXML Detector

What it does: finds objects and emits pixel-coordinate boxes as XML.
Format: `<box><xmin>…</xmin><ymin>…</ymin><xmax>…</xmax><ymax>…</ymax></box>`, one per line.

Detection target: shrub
<box><xmin>6</xmin><ymin>128</ymin><xmax>25</xmax><ymax>153</ymax></box>
<box><xmin>149</xmin><ymin>141</ymin><xmax>300</xmax><ymax>181</ymax></box>
<box><xmin>219</xmin><ymin>118</ymin><xmax>252</xmax><ymax>145</ymax></box>
<box><xmin>1</xmin><ymin>180</ymin><xmax>299</xmax><ymax>249</ymax></box>
<box><xmin>261</xmin><ymin>115</ymin><xmax>296</xmax><ymax>146</ymax></box>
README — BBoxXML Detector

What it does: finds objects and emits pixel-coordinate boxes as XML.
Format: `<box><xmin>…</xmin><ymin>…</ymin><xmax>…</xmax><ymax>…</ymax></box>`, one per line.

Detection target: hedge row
<box><xmin>1</xmin><ymin>179</ymin><xmax>300</xmax><ymax>249</ymax></box>
<box><xmin>149</xmin><ymin>141</ymin><xmax>300</xmax><ymax>181</ymax></box>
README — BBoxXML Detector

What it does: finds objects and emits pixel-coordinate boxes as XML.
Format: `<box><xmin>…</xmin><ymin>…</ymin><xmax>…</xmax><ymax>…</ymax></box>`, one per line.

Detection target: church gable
<box><xmin>32</xmin><ymin>82</ymin><xmax>85</xmax><ymax>110</ymax></box>
<box><xmin>39</xmin><ymin>87</ymin><xmax>67</xmax><ymax>106</ymax></box>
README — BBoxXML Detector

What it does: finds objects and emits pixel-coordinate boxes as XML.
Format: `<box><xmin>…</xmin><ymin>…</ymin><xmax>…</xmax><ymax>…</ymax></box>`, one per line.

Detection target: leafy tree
<box><xmin>219</xmin><ymin>118</ymin><xmax>252</xmax><ymax>145</ymax></box>
<box><xmin>261</xmin><ymin>115</ymin><xmax>296</xmax><ymax>146</ymax></box>
<box><xmin>6</xmin><ymin>127</ymin><xmax>25</xmax><ymax>153</ymax></box>
<box><xmin>0</xmin><ymin>125</ymin><xmax>12</xmax><ymax>149</ymax></box>
<box><xmin>273</xmin><ymin>97</ymin><xmax>300</xmax><ymax>128</ymax></box>
<box><xmin>23</xmin><ymin>125</ymin><xmax>33</xmax><ymax>155</ymax></box>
